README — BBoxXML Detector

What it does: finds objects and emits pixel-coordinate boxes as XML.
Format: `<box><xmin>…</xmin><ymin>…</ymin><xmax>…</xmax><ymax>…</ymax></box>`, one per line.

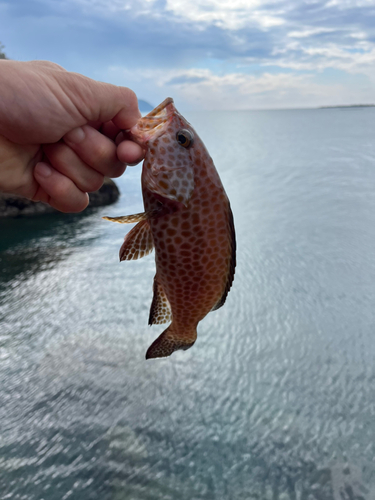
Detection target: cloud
<box><xmin>326</xmin><ymin>0</ymin><xmax>375</xmax><ymax>7</ymax></box>
<box><xmin>108</xmin><ymin>65</ymin><xmax>374</xmax><ymax>110</ymax></box>
<box><xmin>166</xmin><ymin>75</ymin><xmax>209</xmax><ymax>85</ymax></box>
<box><xmin>61</xmin><ymin>0</ymin><xmax>286</xmax><ymax>30</ymax></box>
<box><xmin>164</xmin><ymin>0</ymin><xmax>286</xmax><ymax>30</ymax></box>
<box><xmin>1</xmin><ymin>0</ymin><xmax>375</xmax><ymax>108</ymax></box>
<box><xmin>288</xmin><ymin>28</ymin><xmax>336</xmax><ymax>38</ymax></box>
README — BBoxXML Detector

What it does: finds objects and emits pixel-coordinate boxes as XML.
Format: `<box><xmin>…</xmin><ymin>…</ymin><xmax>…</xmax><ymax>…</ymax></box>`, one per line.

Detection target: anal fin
<box><xmin>119</xmin><ymin>220</ymin><xmax>154</xmax><ymax>261</ymax></box>
<box><xmin>148</xmin><ymin>277</ymin><xmax>172</xmax><ymax>325</ymax></box>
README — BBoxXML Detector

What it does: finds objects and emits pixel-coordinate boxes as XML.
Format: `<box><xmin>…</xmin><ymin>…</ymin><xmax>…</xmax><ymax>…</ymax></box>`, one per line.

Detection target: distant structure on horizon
<box><xmin>319</xmin><ymin>104</ymin><xmax>375</xmax><ymax>109</ymax></box>
<box><xmin>138</xmin><ymin>99</ymin><xmax>153</xmax><ymax>112</ymax></box>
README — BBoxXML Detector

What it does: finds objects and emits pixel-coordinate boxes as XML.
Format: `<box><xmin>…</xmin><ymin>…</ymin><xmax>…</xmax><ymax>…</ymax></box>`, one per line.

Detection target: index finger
<box><xmin>117</xmin><ymin>138</ymin><xmax>145</xmax><ymax>165</ymax></box>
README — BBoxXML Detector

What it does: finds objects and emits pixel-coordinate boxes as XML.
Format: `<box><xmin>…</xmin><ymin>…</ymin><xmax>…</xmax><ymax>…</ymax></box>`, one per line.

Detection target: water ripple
<box><xmin>1</xmin><ymin>109</ymin><xmax>375</xmax><ymax>499</ymax></box>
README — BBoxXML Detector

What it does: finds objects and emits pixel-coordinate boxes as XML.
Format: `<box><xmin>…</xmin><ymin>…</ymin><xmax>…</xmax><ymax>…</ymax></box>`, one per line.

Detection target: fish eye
<box><xmin>176</xmin><ymin>129</ymin><xmax>194</xmax><ymax>148</ymax></box>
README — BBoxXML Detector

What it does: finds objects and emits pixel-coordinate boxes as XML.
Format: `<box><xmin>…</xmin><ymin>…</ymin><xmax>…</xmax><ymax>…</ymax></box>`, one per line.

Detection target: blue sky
<box><xmin>1</xmin><ymin>0</ymin><xmax>375</xmax><ymax>110</ymax></box>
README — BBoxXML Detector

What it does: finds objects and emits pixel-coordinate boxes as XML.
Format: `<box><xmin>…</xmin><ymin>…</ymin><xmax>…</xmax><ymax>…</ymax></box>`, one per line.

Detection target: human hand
<box><xmin>0</xmin><ymin>60</ymin><xmax>145</xmax><ymax>212</ymax></box>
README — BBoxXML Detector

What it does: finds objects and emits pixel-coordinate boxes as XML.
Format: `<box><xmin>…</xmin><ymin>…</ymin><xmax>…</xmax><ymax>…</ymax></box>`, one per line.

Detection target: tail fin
<box><xmin>146</xmin><ymin>323</ymin><xmax>197</xmax><ymax>360</ymax></box>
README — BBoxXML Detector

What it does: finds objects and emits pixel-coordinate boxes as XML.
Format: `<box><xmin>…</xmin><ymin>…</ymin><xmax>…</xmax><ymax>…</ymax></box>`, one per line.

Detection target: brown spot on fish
<box><xmin>180</xmin><ymin>243</ymin><xmax>191</xmax><ymax>250</ymax></box>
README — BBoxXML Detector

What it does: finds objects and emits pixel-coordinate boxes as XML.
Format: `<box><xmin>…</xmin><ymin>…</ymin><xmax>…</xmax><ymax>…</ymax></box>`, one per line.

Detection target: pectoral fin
<box><xmin>103</xmin><ymin>212</ymin><xmax>149</xmax><ymax>224</ymax></box>
<box><xmin>103</xmin><ymin>205</ymin><xmax>172</xmax><ymax>225</ymax></box>
<box><xmin>119</xmin><ymin>220</ymin><xmax>154</xmax><ymax>261</ymax></box>
<box><xmin>148</xmin><ymin>277</ymin><xmax>172</xmax><ymax>325</ymax></box>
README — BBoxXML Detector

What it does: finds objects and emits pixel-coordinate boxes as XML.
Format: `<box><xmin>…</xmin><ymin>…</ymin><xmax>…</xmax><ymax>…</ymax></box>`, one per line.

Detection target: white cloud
<box><xmin>325</xmin><ymin>0</ymin><xmax>375</xmax><ymax>7</ymax></box>
<box><xmin>350</xmin><ymin>32</ymin><xmax>368</xmax><ymax>39</ymax></box>
<box><xmin>270</xmin><ymin>40</ymin><xmax>375</xmax><ymax>79</ymax></box>
<box><xmin>6</xmin><ymin>0</ymin><xmax>375</xmax><ymax>109</ymax></box>
<box><xmin>107</xmin><ymin>65</ymin><xmax>375</xmax><ymax>110</ymax></box>
<box><xmin>70</xmin><ymin>0</ymin><xmax>286</xmax><ymax>29</ymax></box>
<box><xmin>288</xmin><ymin>27</ymin><xmax>336</xmax><ymax>38</ymax></box>
<box><xmin>65</xmin><ymin>0</ymin><xmax>156</xmax><ymax>15</ymax></box>
<box><xmin>164</xmin><ymin>0</ymin><xmax>285</xmax><ymax>29</ymax></box>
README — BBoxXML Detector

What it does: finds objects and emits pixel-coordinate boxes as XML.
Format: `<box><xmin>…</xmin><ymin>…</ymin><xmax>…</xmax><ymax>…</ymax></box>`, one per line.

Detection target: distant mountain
<box><xmin>138</xmin><ymin>99</ymin><xmax>153</xmax><ymax>112</ymax></box>
<box><xmin>319</xmin><ymin>104</ymin><xmax>375</xmax><ymax>109</ymax></box>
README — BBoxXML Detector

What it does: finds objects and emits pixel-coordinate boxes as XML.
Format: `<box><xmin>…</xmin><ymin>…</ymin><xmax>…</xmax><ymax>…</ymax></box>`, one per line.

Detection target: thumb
<box><xmin>60</xmin><ymin>72</ymin><xmax>142</xmax><ymax>131</ymax></box>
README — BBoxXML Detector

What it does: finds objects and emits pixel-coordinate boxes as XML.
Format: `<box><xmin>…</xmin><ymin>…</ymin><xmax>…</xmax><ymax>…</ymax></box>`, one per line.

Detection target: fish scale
<box><xmin>104</xmin><ymin>98</ymin><xmax>236</xmax><ymax>359</ymax></box>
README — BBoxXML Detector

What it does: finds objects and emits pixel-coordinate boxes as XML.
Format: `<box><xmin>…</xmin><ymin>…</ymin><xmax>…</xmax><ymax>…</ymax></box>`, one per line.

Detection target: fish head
<box><xmin>130</xmin><ymin>98</ymin><xmax>196</xmax><ymax>206</ymax></box>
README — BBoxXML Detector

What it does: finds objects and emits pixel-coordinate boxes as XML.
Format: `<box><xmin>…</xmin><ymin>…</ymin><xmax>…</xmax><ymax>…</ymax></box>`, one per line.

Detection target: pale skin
<box><xmin>0</xmin><ymin>60</ymin><xmax>145</xmax><ymax>212</ymax></box>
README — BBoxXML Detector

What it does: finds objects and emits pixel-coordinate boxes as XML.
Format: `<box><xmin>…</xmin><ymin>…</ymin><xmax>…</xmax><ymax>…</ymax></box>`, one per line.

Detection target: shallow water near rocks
<box><xmin>1</xmin><ymin>108</ymin><xmax>375</xmax><ymax>499</ymax></box>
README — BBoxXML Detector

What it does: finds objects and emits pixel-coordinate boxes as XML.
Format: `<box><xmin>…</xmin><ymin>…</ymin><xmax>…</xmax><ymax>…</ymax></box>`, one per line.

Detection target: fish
<box><xmin>104</xmin><ymin>98</ymin><xmax>236</xmax><ymax>359</ymax></box>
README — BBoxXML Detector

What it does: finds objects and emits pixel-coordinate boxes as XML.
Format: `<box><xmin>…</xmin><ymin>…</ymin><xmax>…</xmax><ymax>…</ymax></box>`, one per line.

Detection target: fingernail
<box><xmin>35</xmin><ymin>162</ymin><xmax>52</xmax><ymax>177</ymax></box>
<box><xmin>64</xmin><ymin>126</ymin><xmax>85</xmax><ymax>144</ymax></box>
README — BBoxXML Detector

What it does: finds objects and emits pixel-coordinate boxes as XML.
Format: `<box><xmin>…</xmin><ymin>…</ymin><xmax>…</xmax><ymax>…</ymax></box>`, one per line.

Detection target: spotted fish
<box><xmin>104</xmin><ymin>98</ymin><xmax>236</xmax><ymax>359</ymax></box>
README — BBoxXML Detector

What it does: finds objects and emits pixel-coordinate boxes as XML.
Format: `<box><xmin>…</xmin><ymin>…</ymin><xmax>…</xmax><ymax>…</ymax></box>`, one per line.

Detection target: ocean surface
<box><xmin>1</xmin><ymin>108</ymin><xmax>375</xmax><ymax>500</ymax></box>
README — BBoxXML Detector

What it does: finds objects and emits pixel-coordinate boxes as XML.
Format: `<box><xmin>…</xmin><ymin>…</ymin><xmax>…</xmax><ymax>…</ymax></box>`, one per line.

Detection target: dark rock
<box><xmin>85</xmin><ymin>177</ymin><xmax>120</xmax><ymax>207</ymax></box>
<box><xmin>0</xmin><ymin>177</ymin><xmax>120</xmax><ymax>218</ymax></box>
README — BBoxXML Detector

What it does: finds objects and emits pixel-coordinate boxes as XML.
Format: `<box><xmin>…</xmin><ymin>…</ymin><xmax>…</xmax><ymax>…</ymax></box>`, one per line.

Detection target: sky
<box><xmin>1</xmin><ymin>0</ymin><xmax>375</xmax><ymax>110</ymax></box>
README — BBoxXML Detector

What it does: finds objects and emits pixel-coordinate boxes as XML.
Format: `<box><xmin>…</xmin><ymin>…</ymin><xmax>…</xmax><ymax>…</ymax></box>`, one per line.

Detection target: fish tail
<box><xmin>145</xmin><ymin>323</ymin><xmax>197</xmax><ymax>360</ymax></box>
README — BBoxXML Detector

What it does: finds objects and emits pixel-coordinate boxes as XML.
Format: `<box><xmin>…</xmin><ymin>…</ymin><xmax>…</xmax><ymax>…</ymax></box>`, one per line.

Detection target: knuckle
<box><xmin>53</xmin><ymin>179</ymin><xmax>71</xmax><ymax>200</ymax></box>
<box><xmin>92</xmin><ymin>142</ymin><xmax>110</xmax><ymax>162</ymax></box>
<box><xmin>55</xmin><ymin>194</ymin><xmax>89</xmax><ymax>213</ymax></box>
<box><xmin>87</xmin><ymin>175</ymin><xmax>104</xmax><ymax>193</ymax></box>
<box><xmin>73</xmin><ymin>196</ymin><xmax>89</xmax><ymax>212</ymax></box>
<box><xmin>120</xmin><ymin>86</ymin><xmax>137</xmax><ymax>107</ymax></box>
<box><xmin>110</xmin><ymin>163</ymin><xmax>127</xmax><ymax>178</ymax></box>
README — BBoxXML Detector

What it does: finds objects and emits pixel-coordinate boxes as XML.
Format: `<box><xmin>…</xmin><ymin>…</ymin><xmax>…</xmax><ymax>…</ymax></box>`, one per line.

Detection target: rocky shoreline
<box><xmin>0</xmin><ymin>177</ymin><xmax>120</xmax><ymax>217</ymax></box>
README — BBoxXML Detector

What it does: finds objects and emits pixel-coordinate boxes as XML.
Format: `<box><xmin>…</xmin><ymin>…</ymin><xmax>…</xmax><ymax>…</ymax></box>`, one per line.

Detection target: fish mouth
<box><xmin>130</xmin><ymin>97</ymin><xmax>175</xmax><ymax>146</ymax></box>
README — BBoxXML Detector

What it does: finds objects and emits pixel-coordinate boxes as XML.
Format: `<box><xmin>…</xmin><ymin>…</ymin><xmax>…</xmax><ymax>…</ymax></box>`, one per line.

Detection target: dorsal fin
<box><xmin>211</xmin><ymin>203</ymin><xmax>236</xmax><ymax>311</ymax></box>
<box><xmin>119</xmin><ymin>220</ymin><xmax>154</xmax><ymax>261</ymax></box>
<box><xmin>148</xmin><ymin>276</ymin><xmax>172</xmax><ymax>325</ymax></box>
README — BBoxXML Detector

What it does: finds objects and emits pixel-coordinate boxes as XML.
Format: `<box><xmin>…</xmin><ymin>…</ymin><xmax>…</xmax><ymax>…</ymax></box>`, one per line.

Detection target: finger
<box><xmin>33</xmin><ymin>162</ymin><xmax>89</xmax><ymax>213</ymax></box>
<box><xmin>101</xmin><ymin>121</ymin><xmax>120</xmax><ymax>141</ymax></box>
<box><xmin>116</xmin><ymin>128</ymin><xmax>144</xmax><ymax>146</ymax></box>
<box><xmin>43</xmin><ymin>142</ymin><xmax>104</xmax><ymax>193</ymax></box>
<box><xmin>63</xmin><ymin>125</ymin><xmax>126</xmax><ymax>178</ymax></box>
<box><xmin>117</xmin><ymin>138</ymin><xmax>145</xmax><ymax>165</ymax></box>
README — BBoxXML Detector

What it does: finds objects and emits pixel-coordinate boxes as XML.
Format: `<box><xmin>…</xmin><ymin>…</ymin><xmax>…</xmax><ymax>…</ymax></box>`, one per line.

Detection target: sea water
<box><xmin>1</xmin><ymin>108</ymin><xmax>375</xmax><ymax>499</ymax></box>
